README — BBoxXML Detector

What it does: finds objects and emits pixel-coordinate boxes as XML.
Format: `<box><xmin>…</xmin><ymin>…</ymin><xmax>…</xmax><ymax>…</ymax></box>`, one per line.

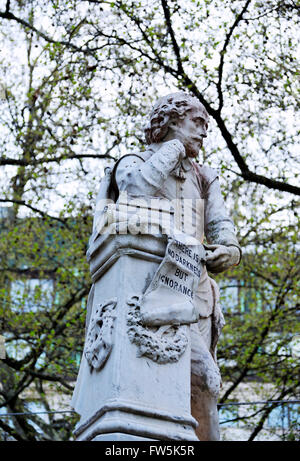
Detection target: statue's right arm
<box><xmin>115</xmin><ymin>140</ymin><xmax>185</xmax><ymax>196</ymax></box>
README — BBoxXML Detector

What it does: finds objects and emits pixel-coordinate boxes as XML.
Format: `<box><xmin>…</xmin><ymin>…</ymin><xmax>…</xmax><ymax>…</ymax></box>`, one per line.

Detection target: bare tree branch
<box><xmin>216</xmin><ymin>0</ymin><xmax>252</xmax><ymax>111</ymax></box>
<box><xmin>0</xmin><ymin>198</ymin><xmax>68</xmax><ymax>226</ymax></box>
<box><xmin>161</xmin><ymin>0</ymin><xmax>184</xmax><ymax>75</ymax></box>
<box><xmin>0</xmin><ymin>8</ymin><xmax>87</xmax><ymax>54</ymax></box>
<box><xmin>182</xmin><ymin>77</ymin><xmax>300</xmax><ymax>195</ymax></box>
<box><xmin>0</xmin><ymin>152</ymin><xmax>115</xmax><ymax>167</ymax></box>
<box><xmin>219</xmin><ymin>276</ymin><xmax>295</xmax><ymax>403</ymax></box>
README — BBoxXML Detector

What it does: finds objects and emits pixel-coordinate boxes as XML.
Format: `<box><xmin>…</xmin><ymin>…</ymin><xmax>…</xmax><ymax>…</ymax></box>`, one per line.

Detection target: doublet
<box><xmin>113</xmin><ymin>142</ymin><xmax>241</xmax><ymax>319</ymax></box>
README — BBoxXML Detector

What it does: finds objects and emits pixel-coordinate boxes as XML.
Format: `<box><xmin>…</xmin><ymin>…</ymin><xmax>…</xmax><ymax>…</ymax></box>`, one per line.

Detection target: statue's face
<box><xmin>170</xmin><ymin>106</ymin><xmax>209</xmax><ymax>158</ymax></box>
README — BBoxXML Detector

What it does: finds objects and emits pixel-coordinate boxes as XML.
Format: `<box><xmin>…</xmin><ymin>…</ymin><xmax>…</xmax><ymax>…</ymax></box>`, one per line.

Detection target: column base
<box><xmin>74</xmin><ymin>406</ymin><xmax>198</xmax><ymax>442</ymax></box>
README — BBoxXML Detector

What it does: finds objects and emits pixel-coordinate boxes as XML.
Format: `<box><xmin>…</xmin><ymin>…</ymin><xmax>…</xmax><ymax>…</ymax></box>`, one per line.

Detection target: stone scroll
<box><xmin>139</xmin><ymin>234</ymin><xmax>206</xmax><ymax>327</ymax></box>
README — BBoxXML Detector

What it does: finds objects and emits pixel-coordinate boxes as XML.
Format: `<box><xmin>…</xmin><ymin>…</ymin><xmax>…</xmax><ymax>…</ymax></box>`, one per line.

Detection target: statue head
<box><xmin>145</xmin><ymin>92</ymin><xmax>209</xmax><ymax>157</ymax></box>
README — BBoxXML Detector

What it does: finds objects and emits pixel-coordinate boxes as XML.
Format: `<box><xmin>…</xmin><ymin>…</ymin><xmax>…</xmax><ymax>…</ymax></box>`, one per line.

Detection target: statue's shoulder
<box><xmin>104</xmin><ymin>152</ymin><xmax>146</xmax><ymax>202</ymax></box>
<box><xmin>113</xmin><ymin>152</ymin><xmax>146</xmax><ymax>171</ymax></box>
<box><xmin>192</xmin><ymin>163</ymin><xmax>219</xmax><ymax>196</ymax></box>
<box><xmin>194</xmin><ymin>163</ymin><xmax>219</xmax><ymax>182</ymax></box>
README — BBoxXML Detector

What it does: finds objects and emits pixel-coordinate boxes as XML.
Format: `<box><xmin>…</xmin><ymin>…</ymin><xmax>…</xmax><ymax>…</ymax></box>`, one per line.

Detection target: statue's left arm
<box><xmin>203</xmin><ymin>172</ymin><xmax>242</xmax><ymax>273</ymax></box>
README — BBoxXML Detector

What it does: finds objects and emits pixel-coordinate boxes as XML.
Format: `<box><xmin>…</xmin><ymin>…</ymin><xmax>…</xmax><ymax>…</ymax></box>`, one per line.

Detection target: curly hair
<box><xmin>144</xmin><ymin>92</ymin><xmax>208</xmax><ymax>144</ymax></box>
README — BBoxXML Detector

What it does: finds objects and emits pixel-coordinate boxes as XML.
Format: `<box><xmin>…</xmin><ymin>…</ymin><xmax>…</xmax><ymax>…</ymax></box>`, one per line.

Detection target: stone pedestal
<box><xmin>72</xmin><ymin>233</ymin><xmax>198</xmax><ymax>441</ymax></box>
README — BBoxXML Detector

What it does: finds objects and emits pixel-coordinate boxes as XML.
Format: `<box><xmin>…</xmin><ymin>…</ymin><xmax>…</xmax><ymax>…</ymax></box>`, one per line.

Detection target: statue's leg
<box><xmin>190</xmin><ymin>319</ymin><xmax>221</xmax><ymax>441</ymax></box>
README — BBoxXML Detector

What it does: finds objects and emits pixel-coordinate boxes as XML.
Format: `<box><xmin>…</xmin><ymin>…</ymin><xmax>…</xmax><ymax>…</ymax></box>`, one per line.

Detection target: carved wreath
<box><xmin>127</xmin><ymin>295</ymin><xmax>188</xmax><ymax>364</ymax></box>
<box><xmin>84</xmin><ymin>298</ymin><xmax>117</xmax><ymax>371</ymax></box>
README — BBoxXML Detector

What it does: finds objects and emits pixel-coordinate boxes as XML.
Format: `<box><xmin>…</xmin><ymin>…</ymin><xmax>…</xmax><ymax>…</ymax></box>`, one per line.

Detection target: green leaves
<box><xmin>0</xmin><ymin>0</ymin><xmax>299</xmax><ymax>441</ymax></box>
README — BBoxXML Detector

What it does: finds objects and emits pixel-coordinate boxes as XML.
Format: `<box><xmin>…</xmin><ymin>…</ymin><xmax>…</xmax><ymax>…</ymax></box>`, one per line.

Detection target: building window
<box><xmin>267</xmin><ymin>403</ymin><xmax>300</xmax><ymax>431</ymax></box>
<box><xmin>10</xmin><ymin>279</ymin><xmax>54</xmax><ymax>312</ymax></box>
<box><xmin>219</xmin><ymin>279</ymin><xmax>239</xmax><ymax>313</ymax></box>
<box><xmin>219</xmin><ymin>278</ymin><xmax>265</xmax><ymax>314</ymax></box>
<box><xmin>219</xmin><ymin>405</ymin><xmax>239</xmax><ymax>427</ymax></box>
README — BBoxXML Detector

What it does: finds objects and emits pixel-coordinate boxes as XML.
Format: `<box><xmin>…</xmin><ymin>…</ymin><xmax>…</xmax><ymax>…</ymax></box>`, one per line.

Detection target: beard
<box><xmin>184</xmin><ymin>139</ymin><xmax>202</xmax><ymax>158</ymax></box>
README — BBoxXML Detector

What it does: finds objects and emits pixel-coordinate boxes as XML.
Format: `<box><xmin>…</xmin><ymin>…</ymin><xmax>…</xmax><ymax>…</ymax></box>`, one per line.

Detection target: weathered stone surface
<box><xmin>127</xmin><ymin>295</ymin><xmax>189</xmax><ymax>364</ymax></box>
<box><xmin>72</xmin><ymin>238</ymin><xmax>198</xmax><ymax>441</ymax></box>
<box><xmin>84</xmin><ymin>298</ymin><xmax>117</xmax><ymax>371</ymax></box>
<box><xmin>72</xmin><ymin>92</ymin><xmax>241</xmax><ymax>441</ymax></box>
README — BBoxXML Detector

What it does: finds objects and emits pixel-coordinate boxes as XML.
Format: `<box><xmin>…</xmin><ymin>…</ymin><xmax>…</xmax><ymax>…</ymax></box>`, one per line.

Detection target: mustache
<box><xmin>191</xmin><ymin>136</ymin><xmax>204</xmax><ymax>142</ymax></box>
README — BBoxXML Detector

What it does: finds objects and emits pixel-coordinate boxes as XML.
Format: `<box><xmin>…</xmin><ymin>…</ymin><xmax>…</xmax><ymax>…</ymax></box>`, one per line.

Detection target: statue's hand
<box><xmin>163</xmin><ymin>139</ymin><xmax>186</xmax><ymax>161</ymax></box>
<box><xmin>205</xmin><ymin>244</ymin><xmax>240</xmax><ymax>273</ymax></box>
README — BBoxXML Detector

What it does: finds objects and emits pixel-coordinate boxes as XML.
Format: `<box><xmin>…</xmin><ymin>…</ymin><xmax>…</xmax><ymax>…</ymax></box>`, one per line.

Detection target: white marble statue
<box><xmin>72</xmin><ymin>92</ymin><xmax>241</xmax><ymax>441</ymax></box>
<box><xmin>112</xmin><ymin>92</ymin><xmax>241</xmax><ymax>440</ymax></box>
